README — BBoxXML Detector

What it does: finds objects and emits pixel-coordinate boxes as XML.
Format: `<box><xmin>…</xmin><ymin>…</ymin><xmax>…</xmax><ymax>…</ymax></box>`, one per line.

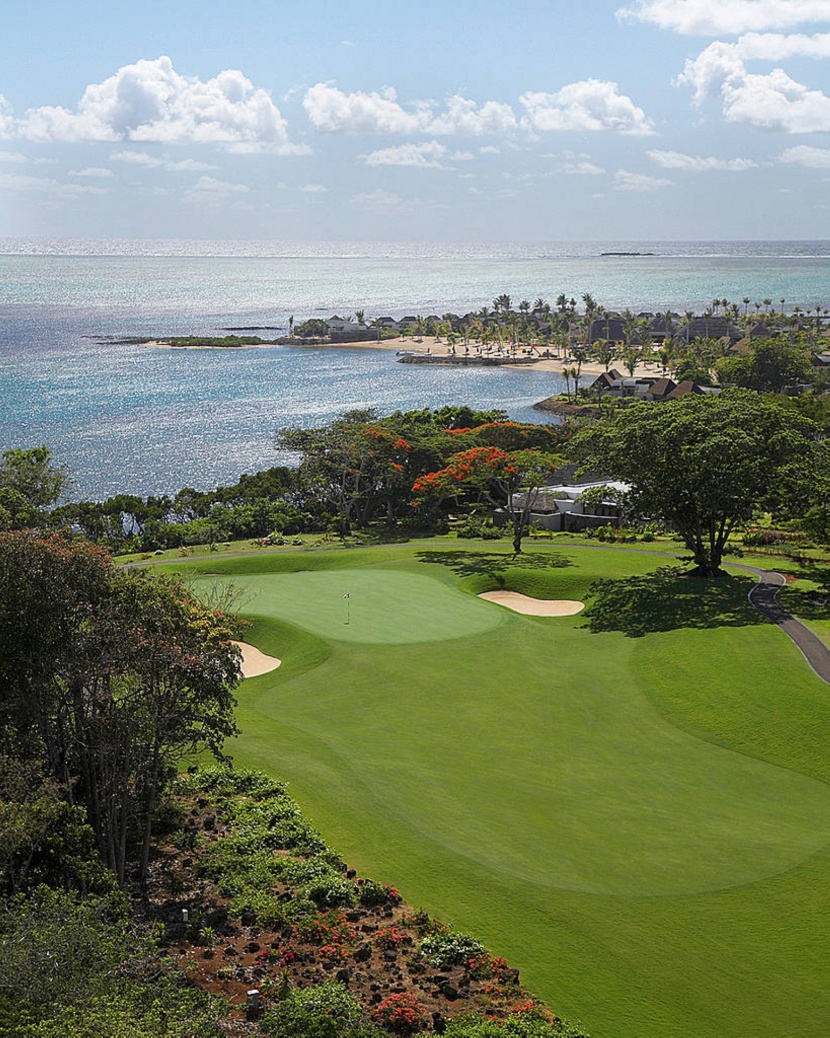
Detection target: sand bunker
<box><xmin>232</xmin><ymin>640</ymin><xmax>282</xmax><ymax>678</ymax></box>
<box><xmin>478</xmin><ymin>591</ymin><xmax>585</xmax><ymax>616</ymax></box>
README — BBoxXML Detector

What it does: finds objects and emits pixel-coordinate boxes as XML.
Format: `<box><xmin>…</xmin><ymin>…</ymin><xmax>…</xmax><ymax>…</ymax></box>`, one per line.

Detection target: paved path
<box><xmin>732</xmin><ymin>562</ymin><xmax>830</xmax><ymax>684</ymax></box>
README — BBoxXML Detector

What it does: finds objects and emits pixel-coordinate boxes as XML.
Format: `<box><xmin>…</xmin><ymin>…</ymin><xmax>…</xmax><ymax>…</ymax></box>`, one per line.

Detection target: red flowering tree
<box><xmin>443</xmin><ymin>420</ymin><xmax>563</xmax><ymax>453</ymax></box>
<box><xmin>413</xmin><ymin>446</ymin><xmax>558</xmax><ymax>553</ymax></box>
<box><xmin>277</xmin><ymin>411</ymin><xmax>412</xmax><ymax>536</ymax></box>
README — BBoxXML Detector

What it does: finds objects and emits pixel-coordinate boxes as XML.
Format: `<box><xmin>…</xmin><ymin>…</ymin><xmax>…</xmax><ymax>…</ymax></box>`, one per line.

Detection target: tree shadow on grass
<box><xmin>584</xmin><ymin>567</ymin><xmax>767</xmax><ymax>638</ymax></box>
<box><xmin>415</xmin><ymin>549</ymin><xmax>573</xmax><ymax>581</ymax></box>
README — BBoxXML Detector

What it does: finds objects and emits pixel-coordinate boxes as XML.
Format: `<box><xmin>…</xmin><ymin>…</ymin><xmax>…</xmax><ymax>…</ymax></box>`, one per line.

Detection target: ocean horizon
<box><xmin>2</xmin><ymin>237</ymin><xmax>829</xmax><ymax>499</ymax></box>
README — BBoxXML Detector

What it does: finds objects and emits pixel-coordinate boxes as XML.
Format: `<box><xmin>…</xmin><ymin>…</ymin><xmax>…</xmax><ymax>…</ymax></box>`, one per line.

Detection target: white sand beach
<box><xmin>344</xmin><ymin>335</ymin><xmax>660</xmax><ymax>378</ymax></box>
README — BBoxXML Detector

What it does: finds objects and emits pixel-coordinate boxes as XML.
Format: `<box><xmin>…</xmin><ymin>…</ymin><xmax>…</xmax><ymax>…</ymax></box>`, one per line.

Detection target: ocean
<box><xmin>2</xmin><ymin>238</ymin><xmax>829</xmax><ymax>499</ymax></box>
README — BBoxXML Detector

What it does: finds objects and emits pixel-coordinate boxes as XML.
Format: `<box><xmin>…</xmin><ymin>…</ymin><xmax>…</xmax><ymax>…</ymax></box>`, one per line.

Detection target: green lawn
<box><xmin>174</xmin><ymin>543</ymin><xmax>830</xmax><ymax>1038</ymax></box>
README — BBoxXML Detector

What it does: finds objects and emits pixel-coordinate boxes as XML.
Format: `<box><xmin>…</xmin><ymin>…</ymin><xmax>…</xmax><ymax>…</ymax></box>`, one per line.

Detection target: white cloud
<box><xmin>305</xmin><ymin>84</ymin><xmax>434</xmax><ymax>134</ymax></box>
<box><xmin>559</xmin><ymin>159</ymin><xmax>606</xmax><ymax>174</ymax></box>
<box><xmin>613</xmin><ymin>169</ymin><xmax>672</xmax><ymax>191</ymax></box>
<box><xmin>520</xmin><ymin>80</ymin><xmax>654</xmax><ymax>135</ymax></box>
<box><xmin>729</xmin><ymin>30</ymin><xmax>830</xmax><ymax>59</ymax></box>
<box><xmin>679</xmin><ymin>35</ymin><xmax>830</xmax><ymax>130</ymax></box>
<box><xmin>18</xmin><ymin>56</ymin><xmax>292</xmax><ymax>147</ymax></box>
<box><xmin>184</xmin><ymin>175</ymin><xmax>250</xmax><ymax>205</ymax></box>
<box><xmin>363</xmin><ymin>141</ymin><xmax>448</xmax><ymax>167</ymax></box>
<box><xmin>68</xmin><ymin>166</ymin><xmax>115</xmax><ymax>178</ymax></box>
<box><xmin>110</xmin><ymin>149</ymin><xmax>218</xmax><ymax>172</ymax></box>
<box><xmin>0</xmin><ymin>172</ymin><xmax>110</xmax><ymax>196</ymax></box>
<box><xmin>647</xmin><ymin>148</ymin><xmax>757</xmax><ymax>169</ymax></box>
<box><xmin>780</xmin><ymin>143</ymin><xmax>830</xmax><ymax>164</ymax></box>
<box><xmin>427</xmin><ymin>96</ymin><xmax>517</xmax><ymax>135</ymax></box>
<box><xmin>0</xmin><ymin>150</ymin><xmax>27</xmax><ymax>163</ymax></box>
<box><xmin>111</xmin><ymin>150</ymin><xmax>165</xmax><ymax>167</ymax></box>
<box><xmin>618</xmin><ymin>0</ymin><xmax>830</xmax><ymax>35</ymax></box>
<box><xmin>0</xmin><ymin>96</ymin><xmax>13</xmax><ymax>138</ymax></box>
<box><xmin>303</xmin><ymin>83</ymin><xmax>516</xmax><ymax>135</ymax></box>
<box><xmin>225</xmin><ymin>140</ymin><xmax>312</xmax><ymax>155</ymax></box>
<box><xmin>680</xmin><ymin>34</ymin><xmax>830</xmax><ymax>103</ymax></box>
<box><xmin>301</xmin><ymin>183</ymin><xmax>328</xmax><ymax>192</ymax></box>
<box><xmin>352</xmin><ymin>188</ymin><xmax>412</xmax><ymax>213</ymax></box>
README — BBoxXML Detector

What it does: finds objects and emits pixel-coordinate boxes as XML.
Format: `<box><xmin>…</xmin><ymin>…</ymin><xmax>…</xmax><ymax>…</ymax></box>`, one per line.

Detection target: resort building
<box><xmin>508</xmin><ymin>480</ymin><xmax>630</xmax><ymax>532</ymax></box>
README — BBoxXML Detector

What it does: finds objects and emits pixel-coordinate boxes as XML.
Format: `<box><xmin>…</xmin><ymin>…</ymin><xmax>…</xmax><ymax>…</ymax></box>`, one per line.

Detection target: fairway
<box><xmin>180</xmin><ymin>543</ymin><xmax>830</xmax><ymax>1037</ymax></box>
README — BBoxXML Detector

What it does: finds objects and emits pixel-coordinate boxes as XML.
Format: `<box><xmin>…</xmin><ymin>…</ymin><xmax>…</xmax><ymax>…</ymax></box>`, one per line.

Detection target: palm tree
<box><xmin>595</xmin><ymin>341</ymin><xmax>615</xmax><ymax>371</ymax></box>
<box><xmin>354</xmin><ymin>309</ymin><xmax>365</xmax><ymax>326</ymax></box>
<box><xmin>622</xmin><ymin>346</ymin><xmax>640</xmax><ymax>378</ymax></box>
<box><xmin>621</xmin><ymin>308</ymin><xmax>637</xmax><ymax>348</ymax></box>
<box><xmin>562</xmin><ymin>366</ymin><xmax>572</xmax><ymax>403</ymax></box>
<box><xmin>571</xmin><ymin>357</ymin><xmax>584</xmax><ymax>400</ymax></box>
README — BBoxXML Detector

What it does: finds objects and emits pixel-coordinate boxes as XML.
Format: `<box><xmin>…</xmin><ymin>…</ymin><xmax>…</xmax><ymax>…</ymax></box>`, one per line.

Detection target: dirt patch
<box><xmin>232</xmin><ymin>641</ymin><xmax>281</xmax><ymax>678</ymax></box>
<box><xmin>478</xmin><ymin>591</ymin><xmax>585</xmax><ymax>616</ymax></box>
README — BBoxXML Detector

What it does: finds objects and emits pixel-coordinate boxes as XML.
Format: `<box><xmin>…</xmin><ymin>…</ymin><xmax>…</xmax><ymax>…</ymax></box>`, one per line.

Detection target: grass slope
<box><xmin>173</xmin><ymin>543</ymin><xmax>830</xmax><ymax>1038</ymax></box>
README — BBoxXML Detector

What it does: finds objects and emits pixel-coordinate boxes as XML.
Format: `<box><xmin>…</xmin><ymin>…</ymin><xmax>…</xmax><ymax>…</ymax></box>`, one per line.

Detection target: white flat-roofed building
<box><xmin>510</xmin><ymin>480</ymin><xmax>630</xmax><ymax>531</ymax></box>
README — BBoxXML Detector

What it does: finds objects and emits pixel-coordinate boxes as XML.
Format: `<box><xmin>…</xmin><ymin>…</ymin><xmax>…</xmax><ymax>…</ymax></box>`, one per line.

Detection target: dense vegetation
<box><xmin>163</xmin><ymin>335</ymin><xmax>270</xmax><ymax>347</ymax></box>
<box><xmin>10</xmin><ymin>410</ymin><xmax>567</xmax><ymax>553</ymax></box>
<box><xmin>572</xmin><ymin>391</ymin><xmax>828</xmax><ymax>575</ymax></box>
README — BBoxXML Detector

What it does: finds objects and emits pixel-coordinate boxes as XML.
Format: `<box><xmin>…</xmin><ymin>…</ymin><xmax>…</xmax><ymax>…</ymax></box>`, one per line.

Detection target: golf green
<box><xmin>181</xmin><ymin>544</ymin><xmax>830</xmax><ymax>1037</ymax></box>
<box><xmin>202</xmin><ymin>568</ymin><xmax>504</xmax><ymax>644</ymax></box>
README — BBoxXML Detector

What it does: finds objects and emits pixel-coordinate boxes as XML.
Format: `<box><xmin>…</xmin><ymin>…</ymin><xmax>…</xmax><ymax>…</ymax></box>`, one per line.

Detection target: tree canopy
<box><xmin>715</xmin><ymin>338</ymin><xmax>813</xmax><ymax>393</ymax></box>
<box><xmin>0</xmin><ymin>447</ymin><xmax>71</xmax><ymax>530</ymax></box>
<box><xmin>0</xmin><ymin>533</ymin><xmax>243</xmax><ymax>884</ymax></box>
<box><xmin>572</xmin><ymin>391</ymin><xmax>827</xmax><ymax>576</ymax></box>
<box><xmin>413</xmin><ymin>444</ymin><xmax>559</xmax><ymax>553</ymax></box>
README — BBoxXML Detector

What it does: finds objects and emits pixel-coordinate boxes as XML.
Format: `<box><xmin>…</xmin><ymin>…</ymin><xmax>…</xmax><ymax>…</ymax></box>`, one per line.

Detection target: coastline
<box><xmin>141</xmin><ymin>333</ymin><xmax>661</xmax><ymax>378</ymax></box>
<box><xmin>341</xmin><ymin>335</ymin><xmax>658</xmax><ymax>378</ymax></box>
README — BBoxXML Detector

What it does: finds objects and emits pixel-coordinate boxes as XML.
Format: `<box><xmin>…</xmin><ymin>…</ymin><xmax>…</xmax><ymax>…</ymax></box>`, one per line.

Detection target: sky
<box><xmin>1</xmin><ymin>0</ymin><xmax>830</xmax><ymax>242</ymax></box>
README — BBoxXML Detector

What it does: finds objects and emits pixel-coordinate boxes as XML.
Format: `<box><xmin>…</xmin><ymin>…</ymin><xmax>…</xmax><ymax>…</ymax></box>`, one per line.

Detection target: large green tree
<box><xmin>0</xmin><ymin>533</ymin><xmax>242</xmax><ymax>884</ymax></box>
<box><xmin>715</xmin><ymin>338</ymin><xmax>813</xmax><ymax>393</ymax></box>
<box><xmin>0</xmin><ymin>447</ymin><xmax>70</xmax><ymax>530</ymax></box>
<box><xmin>572</xmin><ymin>391</ymin><xmax>827</xmax><ymax>576</ymax></box>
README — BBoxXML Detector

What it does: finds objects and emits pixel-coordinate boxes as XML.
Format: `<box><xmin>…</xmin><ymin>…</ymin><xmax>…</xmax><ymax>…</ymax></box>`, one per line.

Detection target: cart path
<box><xmin>732</xmin><ymin>563</ymin><xmax>830</xmax><ymax>684</ymax></box>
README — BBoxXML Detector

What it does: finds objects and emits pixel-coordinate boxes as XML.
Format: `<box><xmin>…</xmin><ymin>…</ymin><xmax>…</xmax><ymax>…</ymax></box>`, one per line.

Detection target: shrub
<box><xmin>456</xmin><ymin>517</ymin><xmax>501</xmax><ymax>540</ymax></box>
<box><xmin>262</xmin><ymin>981</ymin><xmax>380</xmax><ymax>1038</ymax></box>
<box><xmin>419</xmin><ymin>928</ymin><xmax>486</xmax><ymax>968</ymax></box>
<box><xmin>306</xmin><ymin>875</ymin><xmax>357</xmax><ymax>909</ymax></box>
<box><xmin>373</xmin><ymin>992</ymin><xmax>427</xmax><ymax>1034</ymax></box>
<box><xmin>358</xmin><ymin>880</ymin><xmax>401</xmax><ymax>907</ymax></box>
<box><xmin>227</xmin><ymin>888</ymin><xmax>286</xmax><ymax>928</ymax></box>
